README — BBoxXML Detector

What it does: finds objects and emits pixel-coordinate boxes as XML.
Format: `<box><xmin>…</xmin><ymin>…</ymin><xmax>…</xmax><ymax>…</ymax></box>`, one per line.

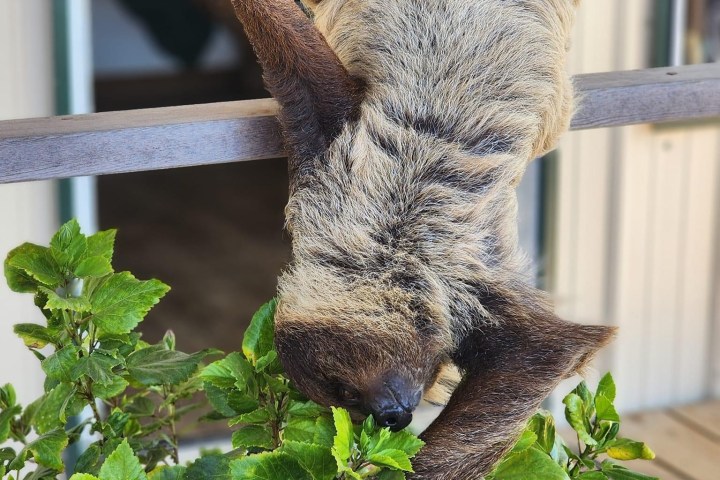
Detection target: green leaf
<box><xmin>184</xmin><ymin>454</ymin><xmax>230</xmax><ymax>480</ymax></box>
<box><xmin>6</xmin><ymin>243</ymin><xmax>63</xmax><ymax>289</ymax></box>
<box><xmin>72</xmin><ymin>351</ymin><xmax>121</xmax><ymax>385</ymax></box>
<box><xmin>376</xmin><ymin>470</ymin><xmax>406</xmax><ymax>480</ymax></box>
<box><xmin>92</xmin><ymin>375</ymin><xmax>129</xmax><ymax>399</ymax></box>
<box><xmin>331</xmin><ymin>407</ymin><xmax>354</xmax><ymax>465</ymax></box>
<box><xmin>40</xmin><ymin>286</ymin><xmax>92</xmax><ymax>312</ymax></box>
<box><xmin>578</xmin><ymin>472</ymin><xmax>609</xmax><ymax>480</ymax></box>
<box><xmin>230</xmin><ymin>451</ymin><xmax>312</xmax><ymax>480</ymax></box>
<box><xmin>229</xmin><ymin>408</ymin><xmax>272</xmax><ymax>427</ymax></box>
<box><xmin>287</xmin><ymin>400</ymin><xmax>329</xmax><ymax>418</ymax></box>
<box><xmin>89</xmin><ymin>272</ymin><xmax>170</xmax><ymax>335</ymax></box>
<box><xmin>511</xmin><ymin>430</ymin><xmax>538</xmax><ymax>453</ymax></box>
<box><xmin>605</xmin><ymin>439</ymin><xmax>655</xmax><ymax>461</ymax></box>
<box><xmin>125</xmin><ymin>396</ymin><xmax>156</xmax><ymax>417</ymax></box>
<box><xmin>375</xmin><ymin>430</ymin><xmax>424</xmax><ymax>458</ymax></box>
<box><xmin>0</xmin><ymin>405</ymin><xmax>21</xmax><ymax>443</ymax></box>
<box><xmin>34</xmin><ymin>383</ymin><xmax>77</xmax><ymax>434</ymax></box>
<box><xmin>148</xmin><ymin>465</ymin><xmax>187</xmax><ymax>480</ymax></box>
<box><xmin>597</xmin><ymin>373</ymin><xmax>617</xmax><ymax>403</ymax></box>
<box><xmin>284</xmin><ymin>415</ymin><xmax>335</xmax><ymax>448</ymax></box>
<box><xmin>41</xmin><ymin>344</ymin><xmax>79</xmax><ymax>382</ymax></box>
<box><xmin>492</xmin><ymin>447</ymin><xmax>571</xmax><ymax>480</ymax></box>
<box><xmin>86</xmin><ymin>229</ymin><xmax>116</xmax><ymax>261</ymax></box>
<box><xmin>50</xmin><ymin>219</ymin><xmax>87</xmax><ymax>270</ymax></box>
<box><xmin>573</xmin><ymin>381</ymin><xmax>595</xmax><ymax>419</ymax></box>
<box><xmin>13</xmin><ymin>323</ymin><xmax>55</xmax><ymax>349</ymax></box>
<box><xmin>242</xmin><ymin>298</ymin><xmax>277</xmax><ymax>364</ymax></box>
<box><xmin>255</xmin><ymin>350</ymin><xmax>280</xmax><ymax>373</ymax></box>
<box><xmin>527</xmin><ymin>411</ymin><xmax>557</xmax><ymax>454</ymax></box>
<box><xmin>26</xmin><ymin>428</ymin><xmax>68</xmax><ymax>471</ymax></box>
<box><xmin>126</xmin><ymin>345</ymin><xmax>204</xmax><ymax>386</ymax></box>
<box><xmin>75</xmin><ymin>256</ymin><xmax>113</xmax><ymax>278</ymax></box>
<box><xmin>232</xmin><ymin>424</ymin><xmax>274</xmax><ymax>450</ymax></box>
<box><xmin>601</xmin><ymin>460</ymin><xmax>659</xmax><ymax>480</ymax></box>
<box><xmin>595</xmin><ymin>395</ymin><xmax>620</xmax><ymax>423</ymax></box>
<box><xmin>74</xmin><ymin>443</ymin><xmax>102</xmax><ymax>475</ymax></box>
<box><xmin>70</xmin><ymin>474</ymin><xmax>100</xmax><ymax>480</ymax></box>
<box><xmin>367</xmin><ymin>449</ymin><xmax>413</xmax><ymax>472</ymax></box>
<box><xmin>563</xmin><ymin>393</ymin><xmax>597</xmax><ymax>446</ymax></box>
<box><xmin>279</xmin><ymin>441</ymin><xmax>337</xmax><ymax>480</ymax></box>
<box><xmin>98</xmin><ymin>439</ymin><xmax>147</xmax><ymax>480</ymax></box>
<box><xmin>201</xmin><ymin>359</ymin><xmax>239</xmax><ymax>390</ymax></box>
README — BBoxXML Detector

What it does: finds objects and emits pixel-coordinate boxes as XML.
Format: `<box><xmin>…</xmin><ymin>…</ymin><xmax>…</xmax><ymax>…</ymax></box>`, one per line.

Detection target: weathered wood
<box><xmin>1</xmin><ymin>64</ymin><xmax>719</xmax><ymax>184</ymax></box>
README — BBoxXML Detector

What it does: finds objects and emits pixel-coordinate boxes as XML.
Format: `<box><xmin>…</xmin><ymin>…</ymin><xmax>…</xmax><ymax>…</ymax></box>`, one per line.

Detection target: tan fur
<box><xmin>232</xmin><ymin>1</ymin><xmax>614</xmax><ymax>478</ymax></box>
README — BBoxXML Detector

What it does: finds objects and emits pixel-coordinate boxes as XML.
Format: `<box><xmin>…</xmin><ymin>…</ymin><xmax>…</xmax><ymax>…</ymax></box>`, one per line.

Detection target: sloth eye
<box><xmin>338</xmin><ymin>386</ymin><xmax>360</xmax><ymax>403</ymax></box>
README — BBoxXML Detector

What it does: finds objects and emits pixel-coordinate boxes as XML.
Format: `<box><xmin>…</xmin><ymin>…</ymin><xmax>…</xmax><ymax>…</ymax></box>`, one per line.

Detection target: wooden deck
<box><xmin>582</xmin><ymin>401</ymin><xmax>720</xmax><ymax>480</ymax></box>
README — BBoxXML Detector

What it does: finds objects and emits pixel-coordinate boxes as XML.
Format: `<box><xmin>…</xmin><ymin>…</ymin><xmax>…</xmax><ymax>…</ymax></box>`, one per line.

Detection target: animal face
<box><xmin>274</xmin><ymin>273</ymin><xmax>447</xmax><ymax>430</ymax></box>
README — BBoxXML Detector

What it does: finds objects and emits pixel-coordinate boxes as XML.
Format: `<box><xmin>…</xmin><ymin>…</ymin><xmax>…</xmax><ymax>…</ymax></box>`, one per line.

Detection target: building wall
<box><xmin>0</xmin><ymin>0</ymin><xmax>58</xmax><ymax>404</ymax></box>
<box><xmin>551</xmin><ymin>0</ymin><xmax>720</xmax><ymax>411</ymax></box>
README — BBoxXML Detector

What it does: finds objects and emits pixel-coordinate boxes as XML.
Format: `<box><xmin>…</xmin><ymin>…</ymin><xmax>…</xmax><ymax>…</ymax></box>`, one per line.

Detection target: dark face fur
<box><xmin>275</xmin><ymin>310</ymin><xmax>443</xmax><ymax>430</ymax></box>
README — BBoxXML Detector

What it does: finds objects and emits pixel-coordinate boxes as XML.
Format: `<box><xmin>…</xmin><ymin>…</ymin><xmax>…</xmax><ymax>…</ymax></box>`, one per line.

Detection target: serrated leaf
<box><xmin>232</xmin><ymin>424</ymin><xmax>274</xmax><ymax>450</ymax></box>
<box><xmin>13</xmin><ymin>323</ymin><xmax>55</xmax><ymax>349</ymax></box>
<box><xmin>374</xmin><ymin>430</ymin><xmax>424</xmax><ymax>458</ymax></box>
<box><xmin>287</xmin><ymin>401</ymin><xmax>329</xmax><ymax>418</ymax></box>
<box><xmin>86</xmin><ymin>230</ymin><xmax>116</xmax><ymax>261</ymax></box>
<box><xmin>605</xmin><ymin>439</ymin><xmax>655</xmax><ymax>461</ymax></box>
<box><xmin>147</xmin><ymin>465</ymin><xmax>186</xmax><ymax>480</ymax></box>
<box><xmin>595</xmin><ymin>394</ymin><xmax>620</xmax><ymax>423</ymax></box>
<box><xmin>511</xmin><ymin>430</ymin><xmax>537</xmax><ymax>453</ymax></box>
<box><xmin>74</xmin><ymin>443</ymin><xmax>102</xmax><ymax>475</ymax></box>
<box><xmin>573</xmin><ymin>381</ymin><xmax>595</xmax><ymax>419</ymax></box>
<box><xmin>92</xmin><ymin>375</ymin><xmax>129</xmax><ymax>399</ymax></box>
<box><xmin>70</xmin><ymin>475</ymin><xmax>101</xmax><ymax>480</ymax></box>
<box><xmin>331</xmin><ymin>407</ymin><xmax>354</xmax><ymax>464</ymax></box>
<box><xmin>255</xmin><ymin>350</ymin><xmax>279</xmax><ymax>373</ymax></box>
<box><xmin>6</xmin><ymin>243</ymin><xmax>63</xmax><ymax>289</ymax></box>
<box><xmin>50</xmin><ymin>219</ymin><xmax>87</xmax><ymax>270</ymax></box>
<box><xmin>75</xmin><ymin>256</ymin><xmax>113</xmax><ymax>278</ymax></box>
<box><xmin>201</xmin><ymin>359</ymin><xmax>239</xmax><ymax>390</ymax></box>
<box><xmin>126</xmin><ymin>345</ymin><xmax>205</xmax><ymax>386</ymax></box>
<box><xmin>578</xmin><ymin>472</ymin><xmax>608</xmax><ymax>480</ymax></box>
<box><xmin>230</xmin><ymin>451</ymin><xmax>312</xmax><ymax>480</ymax></box>
<box><xmin>34</xmin><ymin>383</ymin><xmax>77</xmax><ymax>434</ymax></box>
<box><xmin>125</xmin><ymin>396</ymin><xmax>156</xmax><ymax>417</ymax></box>
<box><xmin>0</xmin><ymin>405</ymin><xmax>21</xmax><ymax>443</ymax></box>
<box><xmin>184</xmin><ymin>454</ymin><xmax>230</xmax><ymax>480</ymax></box>
<box><xmin>279</xmin><ymin>441</ymin><xmax>337</xmax><ymax>480</ymax></box>
<box><xmin>98</xmin><ymin>439</ymin><xmax>147</xmax><ymax>480</ymax></box>
<box><xmin>527</xmin><ymin>411</ymin><xmax>556</xmax><ymax>454</ymax></box>
<box><xmin>242</xmin><ymin>298</ymin><xmax>277</xmax><ymax>364</ymax></box>
<box><xmin>492</xmin><ymin>447</ymin><xmax>570</xmax><ymax>480</ymax></box>
<box><xmin>229</xmin><ymin>408</ymin><xmax>272</xmax><ymax>427</ymax></box>
<box><xmin>26</xmin><ymin>428</ymin><xmax>68</xmax><ymax>471</ymax></box>
<box><xmin>368</xmin><ymin>449</ymin><xmax>413</xmax><ymax>472</ymax></box>
<box><xmin>89</xmin><ymin>272</ymin><xmax>170</xmax><ymax>335</ymax></box>
<box><xmin>597</xmin><ymin>373</ymin><xmax>617</xmax><ymax>403</ymax></box>
<box><xmin>40</xmin><ymin>286</ymin><xmax>92</xmax><ymax>312</ymax></box>
<box><xmin>563</xmin><ymin>393</ymin><xmax>597</xmax><ymax>446</ymax></box>
<box><xmin>601</xmin><ymin>460</ymin><xmax>659</xmax><ymax>480</ymax></box>
<box><xmin>72</xmin><ymin>352</ymin><xmax>121</xmax><ymax>385</ymax></box>
<box><xmin>41</xmin><ymin>344</ymin><xmax>79</xmax><ymax>382</ymax></box>
<box><xmin>284</xmin><ymin>415</ymin><xmax>335</xmax><ymax>448</ymax></box>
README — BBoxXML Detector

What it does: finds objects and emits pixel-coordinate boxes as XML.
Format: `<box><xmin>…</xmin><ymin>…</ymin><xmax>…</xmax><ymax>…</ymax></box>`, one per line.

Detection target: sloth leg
<box><xmin>411</xmin><ymin>309</ymin><xmax>615</xmax><ymax>479</ymax></box>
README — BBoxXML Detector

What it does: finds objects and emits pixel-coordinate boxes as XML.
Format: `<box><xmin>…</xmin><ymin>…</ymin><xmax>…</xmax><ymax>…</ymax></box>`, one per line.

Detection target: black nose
<box><xmin>374</xmin><ymin>407</ymin><xmax>413</xmax><ymax>431</ymax></box>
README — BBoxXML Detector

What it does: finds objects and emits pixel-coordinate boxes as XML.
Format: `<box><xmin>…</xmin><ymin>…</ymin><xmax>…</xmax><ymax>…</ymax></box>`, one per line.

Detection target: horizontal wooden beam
<box><xmin>1</xmin><ymin>64</ymin><xmax>719</xmax><ymax>184</ymax></box>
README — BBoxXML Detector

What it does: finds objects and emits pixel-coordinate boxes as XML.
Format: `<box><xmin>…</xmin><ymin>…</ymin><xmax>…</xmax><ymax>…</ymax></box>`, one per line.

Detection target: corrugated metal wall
<box><xmin>550</xmin><ymin>0</ymin><xmax>720</xmax><ymax>412</ymax></box>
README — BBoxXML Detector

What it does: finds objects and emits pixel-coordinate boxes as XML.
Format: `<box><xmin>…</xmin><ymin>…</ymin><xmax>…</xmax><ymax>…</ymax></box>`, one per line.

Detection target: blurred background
<box><xmin>0</xmin><ymin>0</ymin><xmax>718</xmax><ymax>478</ymax></box>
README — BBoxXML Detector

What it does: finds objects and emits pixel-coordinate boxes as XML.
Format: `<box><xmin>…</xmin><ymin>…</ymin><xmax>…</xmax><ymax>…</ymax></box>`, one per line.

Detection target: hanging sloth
<box><xmin>231</xmin><ymin>0</ymin><xmax>615</xmax><ymax>477</ymax></box>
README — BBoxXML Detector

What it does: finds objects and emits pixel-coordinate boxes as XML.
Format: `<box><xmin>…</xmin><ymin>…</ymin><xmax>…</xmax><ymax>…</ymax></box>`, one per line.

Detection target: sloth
<box><xmin>231</xmin><ymin>0</ymin><xmax>615</xmax><ymax>477</ymax></box>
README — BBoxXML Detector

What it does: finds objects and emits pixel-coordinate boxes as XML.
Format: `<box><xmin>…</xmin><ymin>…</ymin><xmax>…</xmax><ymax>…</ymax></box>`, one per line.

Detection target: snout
<box><xmin>367</xmin><ymin>375</ymin><xmax>422</xmax><ymax>432</ymax></box>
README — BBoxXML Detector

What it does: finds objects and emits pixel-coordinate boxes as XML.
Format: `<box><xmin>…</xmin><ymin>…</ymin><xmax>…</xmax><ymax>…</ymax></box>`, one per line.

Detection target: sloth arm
<box><xmin>411</xmin><ymin>298</ymin><xmax>615</xmax><ymax>479</ymax></box>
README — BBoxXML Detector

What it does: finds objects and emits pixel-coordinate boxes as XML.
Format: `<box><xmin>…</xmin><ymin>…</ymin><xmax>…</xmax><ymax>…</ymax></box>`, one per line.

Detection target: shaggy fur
<box><xmin>232</xmin><ymin>0</ymin><xmax>614</xmax><ymax>478</ymax></box>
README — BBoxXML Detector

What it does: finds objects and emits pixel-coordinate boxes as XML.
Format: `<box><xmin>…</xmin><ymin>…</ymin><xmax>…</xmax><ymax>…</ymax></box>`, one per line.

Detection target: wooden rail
<box><xmin>1</xmin><ymin>64</ymin><xmax>719</xmax><ymax>184</ymax></box>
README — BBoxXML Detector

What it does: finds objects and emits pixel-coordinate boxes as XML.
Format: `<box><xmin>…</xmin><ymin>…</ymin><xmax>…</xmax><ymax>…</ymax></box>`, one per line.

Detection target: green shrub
<box><xmin>0</xmin><ymin>220</ymin><xmax>657</xmax><ymax>480</ymax></box>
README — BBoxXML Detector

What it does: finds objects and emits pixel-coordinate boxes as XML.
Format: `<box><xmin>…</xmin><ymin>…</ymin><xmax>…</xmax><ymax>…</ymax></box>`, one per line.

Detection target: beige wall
<box><xmin>551</xmin><ymin>0</ymin><xmax>720</xmax><ymax>411</ymax></box>
<box><xmin>0</xmin><ymin>0</ymin><xmax>58</xmax><ymax>404</ymax></box>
